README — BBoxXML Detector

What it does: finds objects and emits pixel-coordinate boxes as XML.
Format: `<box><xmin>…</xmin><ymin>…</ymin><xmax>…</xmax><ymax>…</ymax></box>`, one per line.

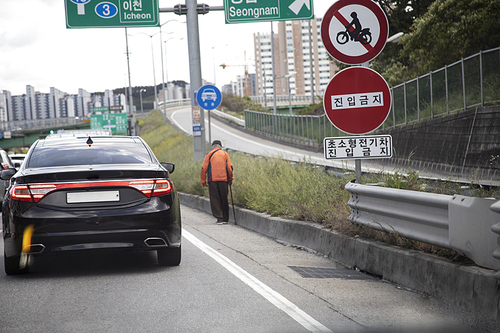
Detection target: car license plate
<box><xmin>67</xmin><ymin>191</ymin><xmax>120</xmax><ymax>204</ymax></box>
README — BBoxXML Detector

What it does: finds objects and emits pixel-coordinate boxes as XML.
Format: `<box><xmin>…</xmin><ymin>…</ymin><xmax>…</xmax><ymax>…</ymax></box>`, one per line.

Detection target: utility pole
<box><xmin>185</xmin><ymin>0</ymin><xmax>205</xmax><ymax>160</ymax></box>
<box><xmin>159</xmin><ymin>2</ymin><xmax>224</xmax><ymax>160</ymax></box>
<box><xmin>125</xmin><ymin>28</ymin><xmax>135</xmax><ymax>136</ymax></box>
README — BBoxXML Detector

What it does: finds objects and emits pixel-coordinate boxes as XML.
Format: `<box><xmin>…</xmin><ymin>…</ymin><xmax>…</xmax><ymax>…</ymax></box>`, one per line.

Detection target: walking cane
<box><xmin>229</xmin><ymin>183</ymin><xmax>236</xmax><ymax>224</ymax></box>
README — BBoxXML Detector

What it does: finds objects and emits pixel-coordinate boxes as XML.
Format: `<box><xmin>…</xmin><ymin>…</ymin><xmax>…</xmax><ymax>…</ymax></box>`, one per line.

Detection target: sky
<box><xmin>0</xmin><ymin>0</ymin><xmax>334</xmax><ymax>96</ymax></box>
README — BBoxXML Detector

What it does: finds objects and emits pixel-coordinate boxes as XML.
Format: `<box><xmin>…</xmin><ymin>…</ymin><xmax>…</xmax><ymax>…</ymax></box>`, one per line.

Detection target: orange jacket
<box><xmin>200</xmin><ymin>148</ymin><xmax>233</xmax><ymax>186</ymax></box>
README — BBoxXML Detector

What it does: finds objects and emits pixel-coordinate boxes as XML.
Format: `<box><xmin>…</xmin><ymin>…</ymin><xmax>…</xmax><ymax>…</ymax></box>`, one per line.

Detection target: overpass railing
<box><xmin>0</xmin><ymin>117</ymin><xmax>83</xmax><ymax>132</ymax></box>
<box><xmin>346</xmin><ymin>181</ymin><xmax>500</xmax><ymax>275</ymax></box>
<box><xmin>158</xmin><ymin>98</ymin><xmax>191</xmax><ymax>109</ymax></box>
<box><xmin>250</xmin><ymin>95</ymin><xmax>320</xmax><ymax>106</ymax></box>
<box><xmin>1</xmin><ymin>99</ymin><xmax>192</xmax><ymax>132</ymax></box>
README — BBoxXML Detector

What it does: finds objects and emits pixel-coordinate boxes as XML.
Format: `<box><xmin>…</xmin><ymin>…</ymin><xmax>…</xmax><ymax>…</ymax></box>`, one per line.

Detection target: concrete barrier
<box><xmin>179</xmin><ymin>192</ymin><xmax>500</xmax><ymax>321</ymax></box>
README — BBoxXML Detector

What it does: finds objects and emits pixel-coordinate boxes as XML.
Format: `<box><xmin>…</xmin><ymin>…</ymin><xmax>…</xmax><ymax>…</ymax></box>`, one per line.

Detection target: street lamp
<box><xmin>164</xmin><ymin>37</ymin><xmax>185</xmax><ymax>100</ymax></box>
<box><xmin>134</xmin><ymin>31</ymin><xmax>161</xmax><ymax>112</ymax></box>
<box><xmin>212</xmin><ymin>44</ymin><xmax>228</xmax><ymax>86</ymax></box>
<box><xmin>159</xmin><ymin>19</ymin><xmax>185</xmax><ymax>115</ymax></box>
<box><xmin>139</xmin><ymin>88</ymin><xmax>146</xmax><ymax>113</ymax></box>
<box><xmin>286</xmin><ymin>71</ymin><xmax>297</xmax><ymax>115</ymax></box>
<box><xmin>387</xmin><ymin>32</ymin><xmax>404</xmax><ymax>43</ymax></box>
<box><xmin>263</xmin><ymin>69</ymin><xmax>267</xmax><ymax>109</ymax></box>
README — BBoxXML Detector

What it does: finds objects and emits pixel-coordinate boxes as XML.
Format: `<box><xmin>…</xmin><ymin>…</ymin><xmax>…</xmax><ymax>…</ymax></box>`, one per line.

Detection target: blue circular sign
<box><xmin>71</xmin><ymin>0</ymin><xmax>91</xmax><ymax>4</ymax></box>
<box><xmin>95</xmin><ymin>2</ymin><xmax>118</xmax><ymax>19</ymax></box>
<box><xmin>196</xmin><ymin>85</ymin><xmax>222</xmax><ymax>111</ymax></box>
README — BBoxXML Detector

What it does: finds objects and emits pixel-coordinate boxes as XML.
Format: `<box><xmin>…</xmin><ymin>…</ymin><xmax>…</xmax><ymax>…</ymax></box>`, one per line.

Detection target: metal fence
<box><xmin>387</xmin><ymin>46</ymin><xmax>500</xmax><ymax>128</ymax></box>
<box><xmin>245</xmin><ymin>46</ymin><xmax>500</xmax><ymax>144</ymax></box>
<box><xmin>250</xmin><ymin>94</ymin><xmax>320</xmax><ymax>106</ymax></box>
<box><xmin>244</xmin><ymin>111</ymin><xmax>345</xmax><ymax>147</ymax></box>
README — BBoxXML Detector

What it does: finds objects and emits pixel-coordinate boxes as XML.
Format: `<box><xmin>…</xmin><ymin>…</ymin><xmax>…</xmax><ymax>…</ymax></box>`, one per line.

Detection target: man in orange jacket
<box><xmin>200</xmin><ymin>140</ymin><xmax>234</xmax><ymax>224</ymax></box>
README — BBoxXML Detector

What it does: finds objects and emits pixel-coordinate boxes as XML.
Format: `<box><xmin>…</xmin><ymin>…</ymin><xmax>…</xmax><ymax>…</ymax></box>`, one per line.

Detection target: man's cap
<box><xmin>212</xmin><ymin>140</ymin><xmax>222</xmax><ymax>146</ymax></box>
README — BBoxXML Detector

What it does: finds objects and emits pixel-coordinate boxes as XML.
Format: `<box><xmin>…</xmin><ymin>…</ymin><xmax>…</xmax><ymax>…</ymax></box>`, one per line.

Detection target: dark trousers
<box><xmin>208</xmin><ymin>181</ymin><xmax>229</xmax><ymax>222</ymax></box>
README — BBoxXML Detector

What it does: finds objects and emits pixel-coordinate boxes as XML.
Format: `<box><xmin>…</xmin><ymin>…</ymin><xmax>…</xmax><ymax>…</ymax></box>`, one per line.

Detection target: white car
<box><xmin>8</xmin><ymin>153</ymin><xmax>27</xmax><ymax>171</ymax></box>
<box><xmin>201</xmin><ymin>89</ymin><xmax>217</xmax><ymax>102</ymax></box>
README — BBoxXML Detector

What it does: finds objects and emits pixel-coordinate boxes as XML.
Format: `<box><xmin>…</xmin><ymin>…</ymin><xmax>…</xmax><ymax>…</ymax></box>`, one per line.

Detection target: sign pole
<box><xmin>355</xmin><ymin>160</ymin><xmax>362</xmax><ymax>182</ymax></box>
<box><xmin>271</xmin><ymin>22</ymin><xmax>277</xmax><ymax>135</ymax></box>
<box><xmin>208</xmin><ymin>110</ymin><xmax>212</xmax><ymax>145</ymax></box>
<box><xmin>355</xmin><ymin>62</ymin><xmax>371</xmax><ymax>183</ymax></box>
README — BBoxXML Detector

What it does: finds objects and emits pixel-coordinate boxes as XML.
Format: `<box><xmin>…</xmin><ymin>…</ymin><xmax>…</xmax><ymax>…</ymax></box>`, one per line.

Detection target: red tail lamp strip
<box><xmin>11</xmin><ymin>179</ymin><xmax>172</xmax><ymax>203</ymax></box>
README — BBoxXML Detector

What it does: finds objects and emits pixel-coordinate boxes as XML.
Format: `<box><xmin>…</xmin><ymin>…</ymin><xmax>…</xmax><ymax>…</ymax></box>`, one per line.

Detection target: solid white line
<box><xmin>183</xmin><ymin>229</ymin><xmax>332</xmax><ymax>333</ymax></box>
<box><xmin>170</xmin><ymin>109</ymin><xmax>191</xmax><ymax>135</ymax></box>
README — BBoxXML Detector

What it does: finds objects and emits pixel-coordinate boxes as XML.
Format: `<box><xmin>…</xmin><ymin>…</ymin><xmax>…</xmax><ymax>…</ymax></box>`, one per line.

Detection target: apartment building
<box><xmin>1</xmin><ymin>86</ymin><xmax>103</xmax><ymax>121</ymax></box>
<box><xmin>254</xmin><ymin>17</ymin><xmax>337</xmax><ymax>98</ymax></box>
<box><xmin>0</xmin><ymin>92</ymin><xmax>7</xmax><ymax>123</ymax></box>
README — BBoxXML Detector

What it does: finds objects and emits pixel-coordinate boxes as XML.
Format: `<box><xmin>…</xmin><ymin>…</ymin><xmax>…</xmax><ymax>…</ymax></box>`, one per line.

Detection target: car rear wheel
<box><xmin>157</xmin><ymin>246</ymin><xmax>181</xmax><ymax>266</ymax></box>
<box><xmin>4</xmin><ymin>253</ymin><xmax>29</xmax><ymax>275</ymax></box>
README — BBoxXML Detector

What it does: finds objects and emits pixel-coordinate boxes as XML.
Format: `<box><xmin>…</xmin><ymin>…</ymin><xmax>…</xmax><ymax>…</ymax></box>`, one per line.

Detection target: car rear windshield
<box><xmin>27</xmin><ymin>140</ymin><xmax>155</xmax><ymax>168</ymax></box>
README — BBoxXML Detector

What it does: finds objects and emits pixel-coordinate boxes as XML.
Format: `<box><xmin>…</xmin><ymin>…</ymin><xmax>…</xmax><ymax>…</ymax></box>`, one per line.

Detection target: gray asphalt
<box><xmin>0</xmin><ymin>205</ymin><xmax>490</xmax><ymax>332</ymax></box>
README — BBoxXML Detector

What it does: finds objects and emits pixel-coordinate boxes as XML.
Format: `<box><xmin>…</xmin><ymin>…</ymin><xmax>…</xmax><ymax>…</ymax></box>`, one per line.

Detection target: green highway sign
<box><xmin>92</xmin><ymin>106</ymin><xmax>110</xmax><ymax>113</ymax></box>
<box><xmin>90</xmin><ymin>113</ymin><xmax>128</xmax><ymax>134</ymax></box>
<box><xmin>224</xmin><ymin>0</ymin><xmax>314</xmax><ymax>24</ymax></box>
<box><xmin>65</xmin><ymin>0</ymin><xmax>159</xmax><ymax>29</ymax></box>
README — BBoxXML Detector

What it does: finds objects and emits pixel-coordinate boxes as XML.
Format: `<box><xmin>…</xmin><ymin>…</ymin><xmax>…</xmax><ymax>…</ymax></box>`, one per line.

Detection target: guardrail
<box><xmin>489</xmin><ymin>201</ymin><xmax>500</xmax><ymax>280</ymax></box>
<box><xmin>211</xmin><ymin>109</ymin><xmax>245</xmax><ymax>127</ymax></box>
<box><xmin>345</xmin><ymin>181</ymin><xmax>500</xmax><ymax>276</ymax></box>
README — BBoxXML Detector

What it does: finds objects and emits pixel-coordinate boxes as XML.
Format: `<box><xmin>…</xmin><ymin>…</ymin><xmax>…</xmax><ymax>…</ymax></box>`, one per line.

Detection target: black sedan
<box><xmin>2</xmin><ymin>135</ymin><xmax>181</xmax><ymax>275</ymax></box>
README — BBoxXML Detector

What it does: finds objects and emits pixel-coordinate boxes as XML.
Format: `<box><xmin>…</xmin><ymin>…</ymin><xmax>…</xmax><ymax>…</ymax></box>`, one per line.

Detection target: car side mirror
<box><xmin>1</xmin><ymin>168</ymin><xmax>16</xmax><ymax>180</ymax></box>
<box><xmin>160</xmin><ymin>162</ymin><xmax>175</xmax><ymax>174</ymax></box>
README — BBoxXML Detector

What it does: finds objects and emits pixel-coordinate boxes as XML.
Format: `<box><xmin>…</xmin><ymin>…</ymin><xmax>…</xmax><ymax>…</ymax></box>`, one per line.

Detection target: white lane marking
<box><xmin>170</xmin><ymin>109</ymin><xmax>191</xmax><ymax>135</ymax></box>
<box><xmin>183</xmin><ymin>229</ymin><xmax>332</xmax><ymax>332</ymax></box>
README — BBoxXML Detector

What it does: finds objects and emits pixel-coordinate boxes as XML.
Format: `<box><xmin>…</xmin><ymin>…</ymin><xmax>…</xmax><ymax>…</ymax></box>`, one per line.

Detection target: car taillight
<box><xmin>11</xmin><ymin>185</ymin><xmax>33</xmax><ymax>202</ymax></box>
<box><xmin>29</xmin><ymin>184</ymin><xmax>58</xmax><ymax>202</ymax></box>
<box><xmin>151</xmin><ymin>179</ymin><xmax>172</xmax><ymax>197</ymax></box>
<box><xmin>10</xmin><ymin>179</ymin><xmax>173</xmax><ymax>203</ymax></box>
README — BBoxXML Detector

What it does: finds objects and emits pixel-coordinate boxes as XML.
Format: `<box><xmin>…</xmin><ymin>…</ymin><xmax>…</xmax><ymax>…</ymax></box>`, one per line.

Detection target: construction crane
<box><xmin>219</xmin><ymin>51</ymin><xmax>253</xmax><ymax>96</ymax></box>
<box><xmin>219</xmin><ymin>63</ymin><xmax>252</xmax><ymax>96</ymax></box>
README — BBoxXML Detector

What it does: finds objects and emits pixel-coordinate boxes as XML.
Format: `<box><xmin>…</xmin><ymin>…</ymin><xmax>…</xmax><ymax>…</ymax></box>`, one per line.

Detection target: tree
<box><xmin>220</xmin><ymin>93</ymin><xmax>265</xmax><ymax>113</ymax></box>
<box><xmin>402</xmin><ymin>0</ymin><xmax>500</xmax><ymax>74</ymax></box>
<box><xmin>368</xmin><ymin>1</ymin><xmax>435</xmax><ymax>85</ymax></box>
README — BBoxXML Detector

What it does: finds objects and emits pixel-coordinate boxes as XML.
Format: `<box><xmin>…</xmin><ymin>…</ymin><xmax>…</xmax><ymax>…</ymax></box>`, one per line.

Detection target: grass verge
<box><xmin>139</xmin><ymin>110</ymin><xmax>458</xmax><ymax>259</ymax></box>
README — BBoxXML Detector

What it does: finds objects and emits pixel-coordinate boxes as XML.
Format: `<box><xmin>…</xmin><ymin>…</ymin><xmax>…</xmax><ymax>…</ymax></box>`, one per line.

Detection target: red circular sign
<box><xmin>321</xmin><ymin>0</ymin><xmax>388</xmax><ymax>65</ymax></box>
<box><xmin>323</xmin><ymin>67</ymin><xmax>391</xmax><ymax>135</ymax></box>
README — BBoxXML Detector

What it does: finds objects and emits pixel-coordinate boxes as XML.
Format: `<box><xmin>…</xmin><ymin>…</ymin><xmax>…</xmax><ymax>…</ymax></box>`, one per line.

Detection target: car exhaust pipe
<box><xmin>144</xmin><ymin>237</ymin><xmax>167</xmax><ymax>247</ymax></box>
<box><xmin>28</xmin><ymin>244</ymin><xmax>46</xmax><ymax>254</ymax></box>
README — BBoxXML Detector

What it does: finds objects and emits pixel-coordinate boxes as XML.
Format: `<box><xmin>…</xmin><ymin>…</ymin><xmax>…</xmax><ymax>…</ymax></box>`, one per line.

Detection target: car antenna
<box><xmin>86</xmin><ymin>136</ymin><xmax>93</xmax><ymax>147</ymax></box>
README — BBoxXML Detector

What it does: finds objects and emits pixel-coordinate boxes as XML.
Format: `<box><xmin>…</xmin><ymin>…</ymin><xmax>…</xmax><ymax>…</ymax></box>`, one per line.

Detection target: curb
<box><xmin>178</xmin><ymin>192</ymin><xmax>500</xmax><ymax>321</ymax></box>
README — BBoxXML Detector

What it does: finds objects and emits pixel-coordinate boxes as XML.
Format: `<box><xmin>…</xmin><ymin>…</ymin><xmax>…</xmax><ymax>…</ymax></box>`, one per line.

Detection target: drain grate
<box><xmin>289</xmin><ymin>266</ymin><xmax>375</xmax><ymax>280</ymax></box>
